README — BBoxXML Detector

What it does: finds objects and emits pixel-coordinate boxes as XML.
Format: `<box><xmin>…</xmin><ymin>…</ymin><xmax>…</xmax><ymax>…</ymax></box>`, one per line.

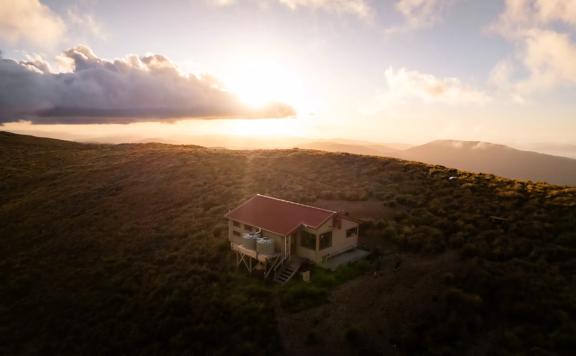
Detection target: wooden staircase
<box><xmin>273</xmin><ymin>257</ymin><xmax>303</xmax><ymax>284</ymax></box>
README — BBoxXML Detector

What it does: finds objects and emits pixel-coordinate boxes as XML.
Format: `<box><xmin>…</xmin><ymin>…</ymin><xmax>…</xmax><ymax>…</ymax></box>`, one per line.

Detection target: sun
<box><xmin>220</xmin><ymin>56</ymin><xmax>306</xmax><ymax>111</ymax></box>
<box><xmin>214</xmin><ymin>52</ymin><xmax>315</xmax><ymax>137</ymax></box>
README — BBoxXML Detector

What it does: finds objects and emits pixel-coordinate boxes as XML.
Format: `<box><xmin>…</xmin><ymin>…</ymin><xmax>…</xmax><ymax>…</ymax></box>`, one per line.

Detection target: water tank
<box><xmin>256</xmin><ymin>238</ymin><xmax>275</xmax><ymax>255</ymax></box>
<box><xmin>242</xmin><ymin>233</ymin><xmax>256</xmax><ymax>250</ymax></box>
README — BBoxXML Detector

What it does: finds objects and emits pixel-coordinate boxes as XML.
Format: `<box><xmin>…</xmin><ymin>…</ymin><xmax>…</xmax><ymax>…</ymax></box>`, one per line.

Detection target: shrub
<box><xmin>345</xmin><ymin>327</ymin><xmax>362</xmax><ymax>346</ymax></box>
<box><xmin>305</xmin><ymin>331</ymin><xmax>320</xmax><ymax>345</ymax></box>
<box><xmin>280</xmin><ymin>283</ymin><xmax>329</xmax><ymax>312</ymax></box>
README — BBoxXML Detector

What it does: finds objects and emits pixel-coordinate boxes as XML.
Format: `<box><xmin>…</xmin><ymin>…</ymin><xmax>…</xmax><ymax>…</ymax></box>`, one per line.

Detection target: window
<box><xmin>319</xmin><ymin>231</ymin><xmax>332</xmax><ymax>250</ymax></box>
<box><xmin>233</xmin><ymin>230</ymin><xmax>240</xmax><ymax>237</ymax></box>
<box><xmin>346</xmin><ymin>227</ymin><xmax>358</xmax><ymax>238</ymax></box>
<box><xmin>233</xmin><ymin>221</ymin><xmax>241</xmax><ymax>228</ymax></box>
<box><xmin>301</xmin><ymin>231</ymin><xmax>316</xmax><ymax>250</ymax></box>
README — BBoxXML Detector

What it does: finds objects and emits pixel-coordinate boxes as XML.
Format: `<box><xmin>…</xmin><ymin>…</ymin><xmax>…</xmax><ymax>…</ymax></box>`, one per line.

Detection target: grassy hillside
<box><xmin>1</xmin><ymin>131</ymin><xmax>575</xmax><ymax>355</ymax></box>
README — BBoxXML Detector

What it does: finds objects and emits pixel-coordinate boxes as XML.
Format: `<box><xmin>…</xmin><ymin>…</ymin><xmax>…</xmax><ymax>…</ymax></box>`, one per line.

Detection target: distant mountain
<box><xmin>316</xmin><ymin>138</ymin><xmax>414</xmax><ymax>151</ymax></box>
<box><xmin>399</xmin><ymin>140</ymin><xmax>576</xmax><ymax>186</ymax></box>
<box><xmin>298</xmin><ymin>141</ymin><xmax>399</xmax><ymax>156</ymax></box>
<box><xmin>297</xmin><ymin>138</ymin><xmax>576</xmax><ymax>186</ymax></box>
<box><xmin>365</xmin><ymin>142</ymin><xmax>413</xmax><ymax>151</ymax></box>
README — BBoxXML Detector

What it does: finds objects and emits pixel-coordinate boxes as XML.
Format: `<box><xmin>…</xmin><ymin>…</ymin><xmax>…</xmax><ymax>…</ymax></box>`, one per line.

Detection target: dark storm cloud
<box><xmin>0</xmin><ymin>46</ymin><xmax>295</xmax><ymax>124</ymax></box>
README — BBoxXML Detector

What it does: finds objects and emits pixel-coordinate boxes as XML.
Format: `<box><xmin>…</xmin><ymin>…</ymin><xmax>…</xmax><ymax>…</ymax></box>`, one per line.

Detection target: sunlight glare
<box><xmin>220</xmin><ymin>55</ymin><xmax>307</xmax><ymax>112</ymax></box>
<box><xmin>222</xmin><ymin>118</ymin><xmax>305</xmax><ymax>137</ymax></box>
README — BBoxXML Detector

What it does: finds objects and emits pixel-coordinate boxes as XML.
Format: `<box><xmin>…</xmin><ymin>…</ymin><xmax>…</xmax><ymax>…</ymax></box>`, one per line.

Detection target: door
<box><xmin>290</xmin><ymin>232</ymin><xmax>298</xmax><ymax>257</ymax></box>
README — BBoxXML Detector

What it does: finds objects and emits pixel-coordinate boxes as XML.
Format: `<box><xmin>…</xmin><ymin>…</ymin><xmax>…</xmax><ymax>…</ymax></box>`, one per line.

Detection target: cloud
<box><xmin>277</xmin><ymin>0</ymin><xmax>372</xmax><ymax>18</ymax></box>
<box><xmin>0</xmin><ymin>46</ymin><xmax>295</xmax><ymax>124</ymax></box>
<box><xmin>517</xmin><ymin>29</ymin><xmax>576</xmax><ymax>93</ymax></box>
<box><xmin>211</xmin><ymin>0</ymin><xmax>372</xmax><ymax>19</ymax></box>
<box><xmin>489</xmin><ymin>0</ymin><xmax>576</xmax><ymax>98</ymax></box>
<box><xmin>386</xmin><ymin>0</ymin><xmax>453</xmax><ymax>33</ymax></box>
<box><xmin>66</xmin><ymin>7</ymin><xmax>106</xmax><ymax>40</ymax></box>
<box><xmin>488</xmin><ymin>59</ymin><xmax>527</xmax><ymax>103</ymax></box>
<box><xmin>0</xmin><ymin>0</ymin><xmax>66</xmax><ymax>48</ymax></box>
<box><xmin>491</xmin><ymin>0</ymin><xmax>576</xmax><ymax>38</ymax></box>
<box><xmin>380</xmin><ymin>67</ymin><xmax>490</xmax><ymax>105</ymax></box>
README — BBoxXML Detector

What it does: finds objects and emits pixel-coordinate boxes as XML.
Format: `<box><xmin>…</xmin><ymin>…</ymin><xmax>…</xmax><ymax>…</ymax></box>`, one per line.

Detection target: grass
<box><xmin>1</xmin><ymin>131</ymin><xmax>575</xmax><ymax>355</ymax></box>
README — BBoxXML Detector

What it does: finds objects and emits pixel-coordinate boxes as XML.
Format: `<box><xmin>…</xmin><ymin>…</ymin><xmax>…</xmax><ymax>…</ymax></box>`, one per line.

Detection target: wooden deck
<box><xmin>230</xmin><ymin>242</ymin><xmax>281</xmax><ymax>262</ymax></box>
<box><xmin>231</xmin><ymin>242</ymin><xmax>284</xmax><ymax>277</ymax></box>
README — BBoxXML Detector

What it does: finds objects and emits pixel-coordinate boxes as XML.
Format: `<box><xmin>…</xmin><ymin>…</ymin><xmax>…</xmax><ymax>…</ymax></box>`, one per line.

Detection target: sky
<box><xmin>0</xmin><ymin>0</ymin><xmax>575</xmax><ymax>150</ymax></box>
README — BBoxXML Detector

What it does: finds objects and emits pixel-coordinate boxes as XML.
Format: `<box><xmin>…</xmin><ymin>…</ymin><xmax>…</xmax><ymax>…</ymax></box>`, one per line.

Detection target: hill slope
<box><xmin>1</xmin><ymin>132</ymin><xmax>575</xmax><ymax>355</ymax></box>
<box><xmin>298</xmin><ymin>138</ymin><xmax>576</xmax><ymax>186</ymax></box>
<box><xmin>400</xmin><ymin>140</ymin><xmax>576</xmax><ymax>186</ymax></box>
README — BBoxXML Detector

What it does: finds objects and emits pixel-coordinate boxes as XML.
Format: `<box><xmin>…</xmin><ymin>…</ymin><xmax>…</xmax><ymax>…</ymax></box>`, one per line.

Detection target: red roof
<box><xmin>225</xmin><ymin>195</ymin><xmax>336</xmax><ymax>236</ymax></box>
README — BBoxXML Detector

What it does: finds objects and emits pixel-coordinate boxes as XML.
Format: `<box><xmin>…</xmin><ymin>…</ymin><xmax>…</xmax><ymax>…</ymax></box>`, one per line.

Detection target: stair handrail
<box><xmin>272</xmin><ymin>255</ymin><xmax>288</xmax><ymax>279</ymax></box>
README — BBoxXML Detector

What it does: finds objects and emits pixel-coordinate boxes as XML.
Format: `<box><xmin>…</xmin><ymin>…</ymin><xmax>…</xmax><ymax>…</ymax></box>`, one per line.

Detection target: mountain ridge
<box><xmin>399</xmin><ymin>139</ymin><xmax>576</xmax><ymax>186</ymax></box>
<box><xmin>294</xmin><ymin>138</ymin><xmax>576</xmax><ymax>186</ymax></box>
